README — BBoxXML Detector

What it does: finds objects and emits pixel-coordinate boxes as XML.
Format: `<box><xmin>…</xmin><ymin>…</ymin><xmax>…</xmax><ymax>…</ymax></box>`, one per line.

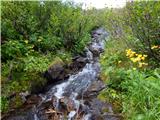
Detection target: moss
<box><xmin>48</xmin><ymin>57</ymin><xmax>65</xmax><ymax>68</ymax></box>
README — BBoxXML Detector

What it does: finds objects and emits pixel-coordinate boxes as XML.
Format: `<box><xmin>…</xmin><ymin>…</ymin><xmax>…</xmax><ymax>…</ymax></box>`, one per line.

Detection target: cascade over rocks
<box><xmin>44</xmin><ymin>56</ymin><xmax>89</xmax><ymax>84</ymax></box>
<box><xmin>44</xmin><ymin>62</ymin><xmax>69</xmax><ymax>83</ymax></box>
<box><xmin>3</xmin><ymin>28</ymin><xmax>121</xmax><ymax>120</ymax></box>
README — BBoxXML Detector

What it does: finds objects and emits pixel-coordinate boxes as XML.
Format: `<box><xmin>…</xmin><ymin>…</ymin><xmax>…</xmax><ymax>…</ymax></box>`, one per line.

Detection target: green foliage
<box><xmin>125</xmin><ymin>1</ymin><xmax>160</xmax><ymax>62</ymax></box>
<box><xmin>102</xmin><ymin>1</ymin><xmax>160</xmax><ymax>64</ymax></box>
<box><xmin>121</xmin><ymin>69</ymin><xmax>160</xmax><ymax>120</ymax></box>
<box><xmin>1</xmin><ymin>1</ymin><xmax>94</xmax><ymax>113</ymax></box>
<box><xmin>1</xmin><ymin>1</ymin><xmax>94</xmax><ymax>58</ymax></box>
<box><xmin>1</xmin><ymin>40</ymin><xmax>35</xmax><ymax>61</ymax></box>
<box><xmin>2</xmin><ymin>0</ymin><xmax>160</xmax><ymax>118</ymax></box>
<box><xmin>0</xmin><ymin>97</ymin><xmax>9</xmax><ymax>113</ymax></box>
<box><xmin>100</xmin><ymin>37</ymin><xmax>160</xmax><ymax>119</ymax></box>
<box><xmin>23</xmin><ymin>55</ymin><xmax>50</xmax><ymax>73</ymax></box>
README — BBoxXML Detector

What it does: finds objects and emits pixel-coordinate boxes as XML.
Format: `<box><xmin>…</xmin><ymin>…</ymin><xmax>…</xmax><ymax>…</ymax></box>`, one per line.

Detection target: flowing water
<box><xmin>37</xmin><ymin>28</ymin><xmax>108</xmax><ymax>120</ymax></box>
<box><xmin>4</xmin><ymin>28</ymin><xmax>121</xmax><ymax>120</ymax></box>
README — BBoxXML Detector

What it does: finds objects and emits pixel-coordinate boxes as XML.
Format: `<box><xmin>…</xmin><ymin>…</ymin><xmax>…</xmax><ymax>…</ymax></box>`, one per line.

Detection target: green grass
<box><xmin>99</xmin><ymin>38</ymin><xmax>160</xmax><ymax>120</ymax></box>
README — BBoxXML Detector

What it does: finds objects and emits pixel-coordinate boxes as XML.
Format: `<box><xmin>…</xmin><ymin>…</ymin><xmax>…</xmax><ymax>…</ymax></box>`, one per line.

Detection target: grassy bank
<box><xmin>99</xmin><ymin>38</ymin><xmax>160</xmax><ymax>119</ymax></box>
<box><xmin>98</xmin><ymin>1</ymin><xmax>160</xmax><ymax>119</ymax></box>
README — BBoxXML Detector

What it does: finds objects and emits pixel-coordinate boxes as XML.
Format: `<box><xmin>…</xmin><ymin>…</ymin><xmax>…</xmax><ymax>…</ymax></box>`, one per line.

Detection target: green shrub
<box><xmin>0</xmin><ymin>96</ymin><xmax>9</xmax><ymax>113</ymax></box>
<box><xmin>1</xmin><ymin>1</ymin><xmax>94</xmax><ymax>57</ymax></box>
<box><xmin>99</xmin><ymin>34</ymin><xmax>160</xmax><ymax>119</ymax></box>
<box><xmin>125</xmin><ymin>1</ymin><xmax>160</xmax><ymax>62</ymax></box>
<box><xmin>2</xmin><ymin>40</ymin><xmax>27</xmax><ymax>60</ymax></box>
<box><xmin>23</xmin><ymin>55</ymin><xmax>50</xmax><ymax>73</ymax></box>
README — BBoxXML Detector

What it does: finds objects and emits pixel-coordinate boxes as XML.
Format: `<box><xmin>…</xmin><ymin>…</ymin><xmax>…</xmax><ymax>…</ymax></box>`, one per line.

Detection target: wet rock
<box><xmin>51</xmin><ymin>96</ymin><xmax>75</xmax><ymax>114</ymax></box>
<box><xmin>89</xmin><ymin>47</ymin><xmax>100</xmax><ymax>57</ymax></box>
<box><xmin>102</xmin><ymin>113</ymin><xmax>122</xmax><ymax>120</ymax></box>
<box><xmin>70</xmin><ymin>56</ymin><xmax>88</xmax><ymax>72</ymax></box>
<box><xmin>19</xmin><ymin>91</ymin><xmax>30</xmax><ymax>103</ymax></box>
<box><xmin>25</xmin><ymin>95</ymin><xmax>42</xmax><ymax>105</ymax></box>
<box><xmin>3</xmin><ymin>28</ymin><xmax>109</xmax><ymax>120</ymax></box>
<box><xmin>44</xmin><ymin>62</ymin><xmax>69</xmax><ymax>83</ymax></box>
<box><xmin>5</xmin><ymin>116</ymin><xmax>27</xmax><ymax>120</ymax></box>
<box><xmin>83</xmin><ymin>80</ymin><xmax>106</xmax><ymax>98</ymax></box>
<box><xmin>59</xmin><ymin>97</ymin><xmax>75</xmax><ymax>112</ymax></box>
<box><xmin>89</xmin><ymin>42</ymin><xmax>104</xmax><ymax>57</ymax></box>
<box><xmin>83</xmin><ymin>98</ymin><xmax>121</xmax><ymax>120</ymax></box>
<box><xmin>76</xmin><ymin>57</ymin><xmax>88</xmax><ymax>63</ymax></box>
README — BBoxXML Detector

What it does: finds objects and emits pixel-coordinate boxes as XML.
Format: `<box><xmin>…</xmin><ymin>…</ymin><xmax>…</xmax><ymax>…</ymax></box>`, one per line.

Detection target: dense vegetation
<box><xmin>1</xmin><ymin>1</ymin><xmax>95</xmax><ymax>113</ymax></box>
<box><xmin>98</xmin><ymin>1</ymin><xmax>160</xmax><ymax>120</ymax></box>
<box><xmin>1</xmin><ymin>1</ymin><xmax>160</xmax><ymax>119</ymax></box>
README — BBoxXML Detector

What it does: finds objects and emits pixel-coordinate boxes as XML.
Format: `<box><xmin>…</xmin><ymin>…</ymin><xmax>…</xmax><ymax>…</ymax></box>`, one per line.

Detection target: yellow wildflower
<box><xmin>129</xmin><ymin>52</ymin><xmax>135</xmax><ymax>58</ymax></box>
<box><xmin>139</xmin><ymin>62</ymin><xmax>143</xmax><ymax>68</ymax></box>
<box><xmin>137</xmin><ymin>54</ymin><xmax>142</xmax><ymax>58</ymax></box>
<box><xmin>135</xmin><ymin>57</ymin><xmax>141</xmax><ymax>62</ymax></box>
<box><xmin>151</xmin><ymin>45</ymin><xmax>158</xmax><ymax>49</ymax></box>
<box><xmin>142</xmin><ymin>62</ymin><xmax>148</xmax><ymax>66</ymax></box>
<box><xmin>141</xmin><ymin>56</ymin><xmax>145</xmax><ymax>60</ymax></box>
<box><xmin>126</xmin><ymin>49</ymin><xmax>136</xmax><ymax>58</ymax></box>
<box><xmin>130</xmin><ymin>58</ymin><xmax>137</xmax><ymax>63</ymax></box>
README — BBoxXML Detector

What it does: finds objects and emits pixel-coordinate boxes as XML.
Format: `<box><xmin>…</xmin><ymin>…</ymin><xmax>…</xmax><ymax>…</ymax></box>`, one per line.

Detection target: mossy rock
<box><xmin>48</xmin><ymin>57</ymin><xmax>65</xmax><ymax>68</ymax></box>
<box><xmin>44</xmin><ymin>57</ymin><xmax>69</xmax><ymax>83</ymax></box>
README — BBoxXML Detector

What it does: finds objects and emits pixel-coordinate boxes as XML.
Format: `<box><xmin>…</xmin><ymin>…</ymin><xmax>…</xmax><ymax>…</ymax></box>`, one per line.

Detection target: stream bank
<box><xmin>2</xmin><ymin>28</ymin><xmax>122</xmax><ymax>120</ymax></box>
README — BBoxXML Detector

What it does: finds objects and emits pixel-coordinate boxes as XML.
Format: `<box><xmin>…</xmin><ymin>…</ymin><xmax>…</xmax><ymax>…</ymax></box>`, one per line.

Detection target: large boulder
<box><xmin>44</xmin><ymin>56</ymin><xmax>88</xmax><ymax>84</ymax></box>
<box><xmin>70</xmin><ymin>56</ymin><xmax>89</xmax><ymax>71</ymax></box>
<box><xmin>44</xmin><ymin>57</ymin><xmax>69</xmax><ymax>84</ymax></box>
<box><xmin>82</xmin><ymin>80</ymin><xmax>106</xmax><ymax>99</ymax></box>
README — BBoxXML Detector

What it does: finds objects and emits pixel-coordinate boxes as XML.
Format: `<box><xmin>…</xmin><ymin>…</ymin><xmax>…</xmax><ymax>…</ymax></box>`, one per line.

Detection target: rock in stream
<box><xmin>3</xmin><ymin>28</ymin><xmax>122</xmax><ymax>120</ymax></box>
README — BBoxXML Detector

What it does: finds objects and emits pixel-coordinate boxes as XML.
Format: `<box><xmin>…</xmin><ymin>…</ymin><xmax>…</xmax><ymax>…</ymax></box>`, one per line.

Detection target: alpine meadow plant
<box><xmin>125</xmin><ymin>1</ymin><xmax>160</xmax><ymax>63</ymax></box>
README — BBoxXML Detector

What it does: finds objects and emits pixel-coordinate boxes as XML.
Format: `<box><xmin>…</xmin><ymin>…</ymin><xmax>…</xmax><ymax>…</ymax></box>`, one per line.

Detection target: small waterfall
<box><xmin>86</xmin><ymin>48</ymin><xmax>93</xmax><ymax>61</ymax></box>
<box><xmin>4</xmin><ymin>28</ymin><xmax>108</xmax><ymax>120</ymax></box>
<box><xmin>37</xmin><ymin>28</ymin><xmax>108</xmax><ymax>120</ymax></box>
<box><xmin>82</xmin><ymin>114</ymin><xmax>92</xmax><ymax>120</ymax></box>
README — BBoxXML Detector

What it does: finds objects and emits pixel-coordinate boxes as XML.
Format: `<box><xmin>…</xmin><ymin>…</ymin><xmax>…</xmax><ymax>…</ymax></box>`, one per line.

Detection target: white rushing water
<box><xmin>36</xmin><ymin>28</ymin><xmax>108</xmax><ymax>120</ymax></box>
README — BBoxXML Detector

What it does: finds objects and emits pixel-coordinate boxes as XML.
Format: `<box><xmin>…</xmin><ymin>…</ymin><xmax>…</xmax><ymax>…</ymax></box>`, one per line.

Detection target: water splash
<box><xmin>36</xmin><ymin>28</ymin><xmax>108</xmax><ymax>120</ymax></box>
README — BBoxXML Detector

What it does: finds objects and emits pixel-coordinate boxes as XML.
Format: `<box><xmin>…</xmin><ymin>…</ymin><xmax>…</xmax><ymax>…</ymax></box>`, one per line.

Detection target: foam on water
<box><xmin>36</xmin><ymin>28</ymin><xmax>108</xmax><ymax>120</ymax></box>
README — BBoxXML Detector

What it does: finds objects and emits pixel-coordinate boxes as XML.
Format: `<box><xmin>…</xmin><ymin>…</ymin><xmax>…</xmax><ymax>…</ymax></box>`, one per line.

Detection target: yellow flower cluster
<box><xmin>151</xmin><ymin>45</ymin><xmax>160</xmax><ymax>49</ymax></box>
<box><xmin>126</xmin><ymin>49</ymin><xmax>148</xmax><ymax>68</ymax></box>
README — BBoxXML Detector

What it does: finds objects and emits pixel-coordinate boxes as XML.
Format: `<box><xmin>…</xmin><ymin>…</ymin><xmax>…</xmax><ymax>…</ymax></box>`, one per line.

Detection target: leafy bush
<box><xmin>23</xmin><ymin>55</ymin><xmax>50</xmax><ymax>73</ymax></box>
<box><xmin>125</xmin><ymin>1</ymin><xmax>160</xmax><ymax>62</ymax></box>
<box><xmin>1</xmin><ymin>1</ymin><xmax>94</xmax><ymax>58</ymax></box>
<box><xmin>99</xmin><ymin>37</ymin><xmax>160</xmax><ymax>119</ymax></box>
<box><xmin>1</xmin><ymin>1</ymin><xmax>97</xmax><ymax>114</ymax></box>
<box><xmin>1</xmin><ymin>40</ymin><xmax>36</xmax><ymax>61</ymax></box>
<box><xmin>0</xmin><ymin>96</ymin><xmax>9</xmax><ymax>113</ymax></box>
